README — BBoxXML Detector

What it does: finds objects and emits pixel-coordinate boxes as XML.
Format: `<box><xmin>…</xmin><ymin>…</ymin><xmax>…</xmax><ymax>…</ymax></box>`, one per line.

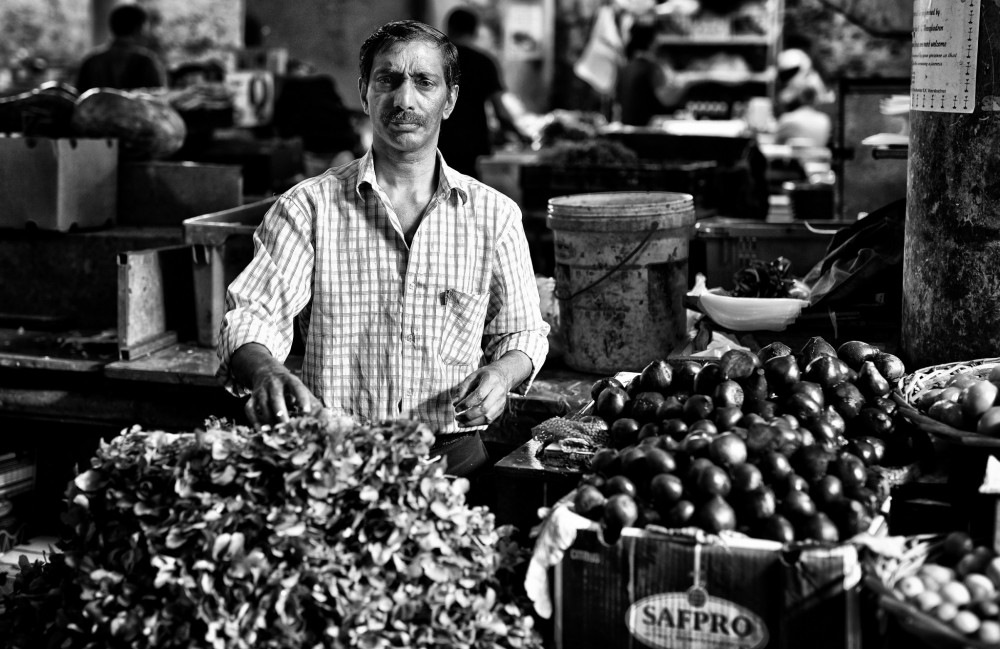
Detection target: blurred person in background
<box><xmin>616</xmin><ymin>22</ymin><xmax>687</xmax><ymax>126</ymax></box>
<box><xmin>775</xmin><ymin>85</ymin><xmax>832</xmax><ymax>147</ymax></box>
<box><xmin>76</xmin><ymin>3</ymin><xmax>165</xmax><ymax>92</ymax></box>
<box><xmin>437</xmin><ymin>7</ymin><xmax>530</xmax><ymax>179</ymax></box>
<box><xmin>776</xmin><ymin>48</ymin><xmax>833</xmax><ymax>115</ymax></box>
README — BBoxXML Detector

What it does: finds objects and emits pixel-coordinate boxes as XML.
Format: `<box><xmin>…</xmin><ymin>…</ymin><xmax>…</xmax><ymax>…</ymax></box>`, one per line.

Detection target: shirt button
<box><xmin>405</xmin><ymin>333</ymin><xmax>415</xmax><ymax>343</ymax></box>
<box><xmin>406</xmin><ymin>388</ymin><xmax>414</xmax><ymax>396</ymax></box>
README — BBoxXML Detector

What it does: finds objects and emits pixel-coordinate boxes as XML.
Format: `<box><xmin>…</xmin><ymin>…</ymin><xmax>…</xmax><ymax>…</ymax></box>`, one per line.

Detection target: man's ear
<box><xmin>443</xmin><ymin>84</ymin><xmax>459</xmax><ymax>120</ymax></box>
<box><xmin>358</xmin><ymin>77</ymin><xmax>369</xmax><ymax>114</ymax></box>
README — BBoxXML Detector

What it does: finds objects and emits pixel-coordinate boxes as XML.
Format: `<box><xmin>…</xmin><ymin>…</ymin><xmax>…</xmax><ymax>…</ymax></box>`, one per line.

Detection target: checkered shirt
<box><xmin>217</xmin><ymin>149</ymin><xmax>550</xmax><ymax>433</ymax></box>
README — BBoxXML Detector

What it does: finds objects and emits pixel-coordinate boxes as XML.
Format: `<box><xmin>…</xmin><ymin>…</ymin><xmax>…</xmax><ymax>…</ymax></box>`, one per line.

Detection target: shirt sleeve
<box><xmin>482</xmin><ymin>198</ymin><xmax>550</xmax><ymax>395</ymax></box>
<box><xmin>216</xmin><ymin>194</ymin><xmax>315</xmax><ymax>396</ymax></box>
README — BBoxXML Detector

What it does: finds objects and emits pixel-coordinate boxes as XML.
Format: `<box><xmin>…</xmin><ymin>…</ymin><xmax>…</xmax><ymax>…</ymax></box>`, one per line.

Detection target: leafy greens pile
<box><xmin>0</xmin><ymin>412</ymin><xmax>542</xmax><ymax>649</ymax></box>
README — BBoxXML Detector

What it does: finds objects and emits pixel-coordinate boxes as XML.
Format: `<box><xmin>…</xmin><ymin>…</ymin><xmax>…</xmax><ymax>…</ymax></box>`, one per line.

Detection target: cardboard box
<box><xmin>555</xmin><ymin>529</ymin><xmax>861</xmax><ymax>649</ymax></box>
<box><xmin>0</xmin><ymin>135</ymin><xmax>117</xmax><ymax>231</ymax></box>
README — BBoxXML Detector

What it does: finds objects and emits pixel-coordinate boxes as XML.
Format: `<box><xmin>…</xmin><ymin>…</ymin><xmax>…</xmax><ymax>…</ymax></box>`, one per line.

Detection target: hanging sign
<box><xmin>910</xmin><ymin>0</ymin><xmax>980</xmax><ymax>113</ymax></box>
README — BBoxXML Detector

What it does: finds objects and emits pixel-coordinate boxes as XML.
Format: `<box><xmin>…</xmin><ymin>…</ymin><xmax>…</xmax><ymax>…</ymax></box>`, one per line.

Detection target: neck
<box><xmin>370</xmin><ymin>143</ymin><xmax>439</xmax><ymax>192</ymax></box>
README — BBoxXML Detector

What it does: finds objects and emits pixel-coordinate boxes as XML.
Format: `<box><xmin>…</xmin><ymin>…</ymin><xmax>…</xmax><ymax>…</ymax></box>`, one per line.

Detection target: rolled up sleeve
<box><xmin>216</xmin><ymin>195</ymin><xmax>315</xmax><ymax>396</ymax></box>
<box><xmin>483</xmin><ymin>204</ymin><xmax>550</xmax><ymax>395</ymax></box>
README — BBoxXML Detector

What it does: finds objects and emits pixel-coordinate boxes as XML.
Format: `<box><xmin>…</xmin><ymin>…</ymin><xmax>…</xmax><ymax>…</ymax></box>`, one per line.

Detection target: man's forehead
<box><xmin>371</xmin><ymin>40</ymin><xmax>446</xmax><ymax>75</ymax></box>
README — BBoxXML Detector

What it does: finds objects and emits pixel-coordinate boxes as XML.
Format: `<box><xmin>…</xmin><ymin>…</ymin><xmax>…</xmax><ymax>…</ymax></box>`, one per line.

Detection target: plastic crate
<box><xmin>692</xmin><ymin>216</ymin><xmax>841</xmax><ymax>290</ymax></box>
<box><xmin>183</xmin><ymin>198</ymin><xmax>276</xmax><ymax>347</ymax></box>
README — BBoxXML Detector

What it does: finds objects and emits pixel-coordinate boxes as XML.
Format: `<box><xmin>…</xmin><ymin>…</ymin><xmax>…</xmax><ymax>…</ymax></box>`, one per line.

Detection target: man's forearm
<box><xmin>489</xmin><ymin>350</ymin><xmax>534</xmax><ymax>392</ymax></box>
<box><xmin>230</xmin><ymin>342</ymin><xmax>286</xmax><ymax>390</ymax></box>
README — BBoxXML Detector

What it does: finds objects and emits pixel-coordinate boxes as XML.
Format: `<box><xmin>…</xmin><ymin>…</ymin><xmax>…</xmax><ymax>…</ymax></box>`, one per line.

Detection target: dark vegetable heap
<box><xmin>731</xmin><ymin>257</ymin><xmax>797</xmax><ymax>298</ymax></box>
<box><xmin>536</xmin><ymin>139</ymin><xmax>640</xmax><ymax>168</ymax></box>
<box><xmin>575</xmin><ymin>338</ymin><xmax>916</xmax><ymax>545</ymax></box>
<box><xmin>0</xmin><ymin>414</ymin><xmax>541</xmax><ymax>649</ymax></box>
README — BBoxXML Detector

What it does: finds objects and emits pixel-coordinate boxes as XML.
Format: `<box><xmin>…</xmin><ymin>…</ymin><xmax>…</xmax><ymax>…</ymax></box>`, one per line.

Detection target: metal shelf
<box><xmin>655</xmin><ymin>35</ymin><xmax>770</xmax><ymax>46</ymax></box>
<box><xmin>871</xmin><ymin>145</ymin><xmax>908</xmax><ymax>160</ymax></box>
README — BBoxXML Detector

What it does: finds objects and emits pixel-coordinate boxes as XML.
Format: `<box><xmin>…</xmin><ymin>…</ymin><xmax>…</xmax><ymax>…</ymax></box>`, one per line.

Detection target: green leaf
<box><xmin>73</xmin><ymin>470</ymin><xmax>105</xmax><ymax>492</ymax></box>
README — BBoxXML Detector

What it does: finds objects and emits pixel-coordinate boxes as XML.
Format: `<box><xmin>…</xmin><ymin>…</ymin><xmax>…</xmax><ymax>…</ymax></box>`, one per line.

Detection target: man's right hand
<box><xmin>231</xmin><ymin>343</ymin><xmax>318</xmax><ymax>427</ymax></box>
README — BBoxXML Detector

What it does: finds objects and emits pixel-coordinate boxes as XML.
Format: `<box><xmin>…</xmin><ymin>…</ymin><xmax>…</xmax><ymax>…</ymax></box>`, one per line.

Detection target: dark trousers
<box><xmin>429</xmin><ymin>430</ymin><xmax>489</xmax><ymax>478</ymax></box>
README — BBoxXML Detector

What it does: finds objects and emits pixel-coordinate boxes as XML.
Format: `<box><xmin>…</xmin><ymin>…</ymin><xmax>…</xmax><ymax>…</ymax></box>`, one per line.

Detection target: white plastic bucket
<box><xmin>546</xmin><ymin>191</ymin><xmax>696</xmax><ymax>374</ymax></box>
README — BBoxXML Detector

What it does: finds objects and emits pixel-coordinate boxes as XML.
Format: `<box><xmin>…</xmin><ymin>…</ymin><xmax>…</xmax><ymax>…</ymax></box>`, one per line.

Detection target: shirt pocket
<box><xmin>438</xmin><ymin>289</ymin><xmax>490</xmax><ymax>366</ymax></box>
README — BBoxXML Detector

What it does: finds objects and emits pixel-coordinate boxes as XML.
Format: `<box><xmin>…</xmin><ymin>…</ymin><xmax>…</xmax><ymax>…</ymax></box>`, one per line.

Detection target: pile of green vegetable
<box><xmin>0</xmin><ymin>413</ymin><xmax>541</xmax><ymax>649</ymax></box>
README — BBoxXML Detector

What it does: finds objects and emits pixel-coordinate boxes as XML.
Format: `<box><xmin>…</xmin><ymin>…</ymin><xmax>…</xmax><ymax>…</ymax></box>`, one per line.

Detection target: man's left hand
<box><xmin>453</xmin><ymin>365</ymin><xmax>510</xmax><ymax>428</ymax></box>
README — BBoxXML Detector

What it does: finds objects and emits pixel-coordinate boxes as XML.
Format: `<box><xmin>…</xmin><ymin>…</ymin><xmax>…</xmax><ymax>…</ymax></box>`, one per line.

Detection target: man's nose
<box><xmin>393</xmin><ymin>79</ymin><xmax>417</xmax><ymax>108</ymax></box>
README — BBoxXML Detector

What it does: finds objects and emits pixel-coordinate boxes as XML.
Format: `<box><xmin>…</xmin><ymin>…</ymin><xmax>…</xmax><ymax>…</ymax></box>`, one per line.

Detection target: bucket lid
<box><xmin>547</xmin><ymin>191</ymin><xmax>695</xmax><ymax>231</ymax></box>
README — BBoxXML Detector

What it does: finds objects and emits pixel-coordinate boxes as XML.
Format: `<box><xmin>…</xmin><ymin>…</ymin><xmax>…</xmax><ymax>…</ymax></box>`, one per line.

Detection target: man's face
<box><xmin>360</xmin><ymin>40</ymin><xmax>458</xmax><ymax>157</ymax></box>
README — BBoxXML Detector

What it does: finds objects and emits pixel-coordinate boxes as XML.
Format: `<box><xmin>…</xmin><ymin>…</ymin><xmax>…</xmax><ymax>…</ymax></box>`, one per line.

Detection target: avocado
<box><xmin>873</xmin><ymin>352</ymin><xmax>907</xmax><ymax>382</ymax></box>
<box><xmin>720</xmin><ymin>349</ymin><xmax>760</xmax><ymax>380</ymax></box>
<box><xmin>758</xmin><ymin>341</ymin><xmax>793</xmax><ymax>365</ymax></box>
<box><xmin>836</xmin><ymin>340</ymin><xmax>879</xmax><ymax>371</ymax></box>
<box><xmin>693</xmin><ymin>362</ymin><xmax>725</xmax><ymax>396</ymax></box>
<box><xmin>828</xmin><ymin>381</ymin><xmax>867</xmax><ymax>420</ymax></box>
<box><xmin>739</xmin><ymin>368</ymin><xmax>770</xmax><ymax>403</ymax></box>
<box><xmin>799</xmin><ymin>336</ymin><xmax>838</xmax><ymax>365</ymax></box>
<box><xmin>638</xmin><ymin>359</ymin><xmax>673</xmax><ymax>394</ymax></box>
<box><xmin>856</xmin><ymin>360</ymin><xmax>892</xmax><ymax>400</ymax></box>
<box><xmin>763</xmin><ymin>354</ymin><xmax>801</xmax><ymax>392</ymax></box>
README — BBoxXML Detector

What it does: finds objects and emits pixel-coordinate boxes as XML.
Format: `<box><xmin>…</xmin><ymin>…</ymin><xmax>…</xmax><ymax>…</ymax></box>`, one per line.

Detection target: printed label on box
<box><xmin>626</xmin><ymin>590</ymin><xmax>769</xmax><ymax>649</ymax></box>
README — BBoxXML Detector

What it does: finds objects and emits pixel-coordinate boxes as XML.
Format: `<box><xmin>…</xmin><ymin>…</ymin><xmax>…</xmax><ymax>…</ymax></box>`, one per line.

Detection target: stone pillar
<box><xmin>902</xmin><ymin>0</ymin><xmax>1000</xmax><ymax>368</ymax></box>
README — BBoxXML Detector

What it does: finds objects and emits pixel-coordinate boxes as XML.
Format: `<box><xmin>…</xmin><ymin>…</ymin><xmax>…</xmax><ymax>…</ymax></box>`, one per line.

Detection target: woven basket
<box><xmin>862</xmin><ymin>535</ymin><xmax>998</xmax><ymax>649</ymax></box>
<box><xmin>893</xmin><ymin>357</ymin><xmax>1000</xmax><ymax>448</ymax></box>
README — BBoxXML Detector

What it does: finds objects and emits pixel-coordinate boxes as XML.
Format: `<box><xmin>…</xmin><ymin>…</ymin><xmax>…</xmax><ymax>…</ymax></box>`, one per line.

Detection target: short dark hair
<box><xmin>359</xmin><ymin>20</ymin><xmax>460</xmax><ymax>89</ymax></box>
<box><xmin>626</xmin><ymin>23</ymin><xmax>657</xmax><ymax>59</ymax></box>
<box><xmin>109</xmin><ymin>4</ymin><xmax>148</xmax><ymax>38</ymax></box>
<box><xmin>446</xmin><ymin>7</ymin><xmax>479</xmax><ymax>37</ymax></box>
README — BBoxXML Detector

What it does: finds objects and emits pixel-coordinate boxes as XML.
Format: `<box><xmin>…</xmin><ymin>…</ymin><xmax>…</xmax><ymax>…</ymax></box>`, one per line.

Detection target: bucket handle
<box><xmin>553</xmin><ymin>222</ymin><xmax>660</xmax><ymax>302</ymax></box>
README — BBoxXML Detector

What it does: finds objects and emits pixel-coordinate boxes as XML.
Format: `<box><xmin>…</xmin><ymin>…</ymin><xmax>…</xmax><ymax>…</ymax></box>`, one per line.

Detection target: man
<box><xmin>437</xmin><ymin>8</ymin><xmax>530</xmax><ymax>179</ymax></box>
<box><xmin>775</xmin><ymin>86</ymin><xmax>832</xmax><ymax>148</ymax></box>
<box><xmin>217</xmin><ymin>21</ymin><xmax>548</xmax><ymax>465</ymax></box>
<box><xmin>617</xmin><ymin>22</ymin><xmax>686</xmax><ymax>126</ymax></box>
<box><xmin>76</xmin><ymin>3</ymin><xmax>166</xmax><ymax>92</ymax></box>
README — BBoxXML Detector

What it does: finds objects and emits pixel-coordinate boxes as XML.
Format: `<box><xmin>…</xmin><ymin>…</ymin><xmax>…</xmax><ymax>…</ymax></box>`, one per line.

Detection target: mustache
<box><xmin>382</xmin><ymin>109</ymin><xmax>426</xmax><ymax>125</ymax></box>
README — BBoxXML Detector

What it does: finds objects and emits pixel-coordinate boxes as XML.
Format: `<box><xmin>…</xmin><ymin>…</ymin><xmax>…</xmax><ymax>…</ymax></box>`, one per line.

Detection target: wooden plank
<box><xmin>105</xmin><ymin>344</ymin><xmax>221</xmax><ymax>387</ymax></box>
<box><xmin>117</xmin><ymin>246</ymin><xmax>194</xmax><ymax>360</ymax></box>
<box><xmin>119</xmin><ymin>331</ymin><xmax>178</xmax><ymax>361</ymax></box>
<box><xmin>0</xmin><ymin>352</ymin><xmax>105</xmax><ymax>373</ymax></box>
<box><xmin>0</xmin><ymin>327</ymin><xmax>113</xmax><ymax>373</ymax></box>
<box><xmin>0</xmin><ymin>385</ymin><xmax>230</xmax><ymax>431</ymax></box>
<box><xmin>118</xmin><ymin>249</ymin><xmax>168</xmax><ymax>349</ymax></box>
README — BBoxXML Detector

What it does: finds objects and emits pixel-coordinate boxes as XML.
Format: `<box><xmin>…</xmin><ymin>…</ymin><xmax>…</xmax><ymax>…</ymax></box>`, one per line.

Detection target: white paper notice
<box><xmin>910</xmin><ymin>0</ymin><xmax>980</xmax><ymax>113</ymax></box>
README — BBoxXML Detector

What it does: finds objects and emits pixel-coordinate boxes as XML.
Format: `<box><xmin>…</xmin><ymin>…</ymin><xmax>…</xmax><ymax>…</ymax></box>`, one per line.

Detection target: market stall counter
<box><xmin>0</xmin><ymin>331</ymin><xmax>598</xmax><ymax>539</ymax></box>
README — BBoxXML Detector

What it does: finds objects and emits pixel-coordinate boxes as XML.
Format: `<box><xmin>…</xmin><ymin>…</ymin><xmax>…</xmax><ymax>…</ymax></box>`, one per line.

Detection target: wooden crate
<box><xmin>117</xmin><ymin>246</ymin><xmax>195</xmax><ymax>359</ymax></box>
<box><xmin>183</xmin><ymin>198</ymin><xmax>276</xmax><ymax>348</ymax></box>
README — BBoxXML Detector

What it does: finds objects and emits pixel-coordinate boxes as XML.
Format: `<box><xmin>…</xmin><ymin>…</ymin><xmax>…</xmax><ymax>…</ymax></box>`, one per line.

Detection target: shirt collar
<box><xmin>355</xmin><ymin>148</ymin><xmax>470</xmax><ymax>207</ymax></box>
